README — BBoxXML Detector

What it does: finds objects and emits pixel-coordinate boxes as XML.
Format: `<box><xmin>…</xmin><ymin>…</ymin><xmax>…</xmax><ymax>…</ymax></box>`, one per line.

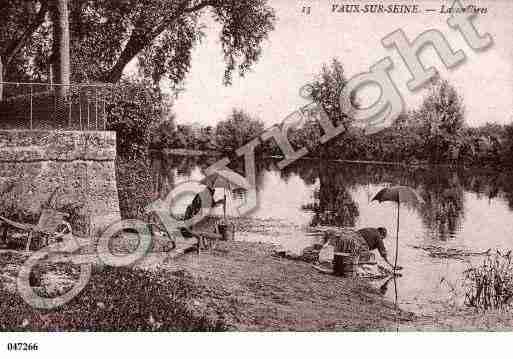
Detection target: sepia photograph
<box><xmin>1</xmin><ymin>0</ymin><xmax>513</xmax><ymax>353</ymax></box>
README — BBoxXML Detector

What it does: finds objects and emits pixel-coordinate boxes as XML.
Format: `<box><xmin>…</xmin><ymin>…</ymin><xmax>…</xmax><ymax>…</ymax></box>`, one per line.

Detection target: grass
<box><xmin>0</xmin><ymin>263</ymin><xmax>228</xmax><ymax>331</ymax></box>
<box><xmin>463</xmin><ymin>251</ymin><xmax>513</xmax><ymax>310</ymax></box>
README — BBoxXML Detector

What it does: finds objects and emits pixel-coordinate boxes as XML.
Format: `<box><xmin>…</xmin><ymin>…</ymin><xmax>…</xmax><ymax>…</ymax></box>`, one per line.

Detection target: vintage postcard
<box><xmin>1</xmin><ymin>0</ymin><xmax>513</xmax><ymax>355</ymax></box>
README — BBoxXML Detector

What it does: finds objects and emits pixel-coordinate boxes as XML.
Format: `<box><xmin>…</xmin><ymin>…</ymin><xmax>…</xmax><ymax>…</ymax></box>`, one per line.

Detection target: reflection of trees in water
<box><xmin>290</xmin><ymin>161</ymin><xmax>468</xmax><ymax>241</ymax></box>
<box><xmin>149</xmin><ymin>154</ymin><xmax>213</xmax><ymax>199</ymax></box>
<box><xmin>288</xmin><ymin>161</ymin><xmax>468</xmax><ymax>240</ymax></box>
<box><xmin>501</xmin><ymin>174</ymin><xmax>513</xmax><ymax>211</ymax></box>
<box><xmin>420</xmin><ymin>170</ymin><xmax>513</xmax><ymax>241</ymax></box>
<box><xmin>417</xmin><ymin>169</ymin><xmax>465</xmax><ymax>241</ymax></box>
<box><xmin>281</xmin><ymin>160</ymin><xmax>318</xmax><ymax>186</ymax></box>
<box><xmin>458</xmin><ymin>171</ymin><xmax>513</xmax><ymax>211</ymax></box>
<box><xmin>307</xmin><ymin>163</ymin><xmax>465</xmax><ymax>242</ymax></box>
<box><xmin>151</xmin><ymin>155</ymin><xmax>513</xmax><ymax>234</ymax></box>
<box><xmin>460</xmin><ymin>171</ymin><xmax>501</xmax><ymax>201</ymax></box>
<box><xmin>364</xmin><ymin>166</ymin><xmax>513</xmax><ymax>241</ymax></box>
<box><xmin>151</xmin><ymin>154</ymin><xmax>270</xmax><ymax>203</ymax></box>
<box><xmin>299</xmin><ymin>161</ymin><xmax>360</xmax><ymax>227</ymax></box>
<box><xmin>247</xmin><ymin>157</ymin><xmax>513</xmax><ymax>238</ymax></box>
<box><xmin>221</xmin><ymin>156</ymin><xmax>269</xmax><ymax>192</ymax></box>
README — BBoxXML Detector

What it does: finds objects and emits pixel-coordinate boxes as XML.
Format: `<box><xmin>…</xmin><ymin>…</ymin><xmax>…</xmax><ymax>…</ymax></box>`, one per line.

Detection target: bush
<box><xmin>105</xmin><ymin>79</ymin><xmax>164</xmax><ymax>159</ymax></box>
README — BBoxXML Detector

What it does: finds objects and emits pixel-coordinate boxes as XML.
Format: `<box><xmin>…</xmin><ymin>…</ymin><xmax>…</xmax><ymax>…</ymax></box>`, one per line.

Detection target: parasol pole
<box><xmin>223</xmin><ymin>187</ymin><xmax>227</xmax><ymax>221</ymax></box>
<box><xmin>394</xmin><ymin>200</ymin><xmax>400</xmax><ymax>273</ymax></box>
<box><xmin>223</xmin><ymin>179</ymin><xmax>231</xmax><ymax>222</ymax></box>
<box><xmin>393</xmin><ymin>273</ymin><xmax>398</xmax><ymax>310</ymax></box>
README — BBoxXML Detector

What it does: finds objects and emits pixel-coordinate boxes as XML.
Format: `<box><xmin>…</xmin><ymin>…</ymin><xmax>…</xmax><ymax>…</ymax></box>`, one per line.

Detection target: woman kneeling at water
<box><xmin>356</xmin><ymin>227</ymin><xmax>394</xmax><ymax>268</ymax></box>
<box><xmin>319</xmin><ymin>227</ymin><xmax>397</xmax><ymax>269</ymax></box>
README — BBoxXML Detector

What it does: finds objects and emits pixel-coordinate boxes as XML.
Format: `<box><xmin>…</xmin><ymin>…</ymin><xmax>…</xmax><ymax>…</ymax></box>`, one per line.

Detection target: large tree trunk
<box><xmin>52</xmin><ymin>0</ymin><xmax>70</xmax><ymax>96</ymax></box>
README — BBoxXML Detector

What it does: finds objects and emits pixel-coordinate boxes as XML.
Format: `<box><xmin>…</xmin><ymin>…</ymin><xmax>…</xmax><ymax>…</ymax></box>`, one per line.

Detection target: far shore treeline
<box><xmin>152</xmin><ymin>60</ymin><xmax>513</xmax><ymax>170</ymax></box>
<box><xmin>155</xmin><ymin>98</ymin><xmax>512</xmax><ymax>168</ymax></box>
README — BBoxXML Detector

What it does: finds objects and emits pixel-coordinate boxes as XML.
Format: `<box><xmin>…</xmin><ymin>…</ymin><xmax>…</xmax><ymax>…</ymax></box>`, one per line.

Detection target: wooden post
<box><xmin>394</xmin><ymin>202</ymin><xmax>400</xmax><ymax>273</ymax></box>
<box><xmin>0</xmin><ymin>57</ymin><xmax>3</xmax><ymax>101</ymax></box>
<box><xmin>53</xmin><ymin>0</ymin><xmax>70</xmax><ymax>97</ymax></box>
<box><xmin>223</xmin><ymin>192</ymin><xmax>227</xmax><ymax>219</ymax></box>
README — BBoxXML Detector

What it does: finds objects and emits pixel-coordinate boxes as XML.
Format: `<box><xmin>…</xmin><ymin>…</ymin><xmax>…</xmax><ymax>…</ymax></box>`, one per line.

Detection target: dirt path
<box><xmin>139</xmin><ymin>241</ymin><xmax>415</xmax><ymax>331</ymax></box>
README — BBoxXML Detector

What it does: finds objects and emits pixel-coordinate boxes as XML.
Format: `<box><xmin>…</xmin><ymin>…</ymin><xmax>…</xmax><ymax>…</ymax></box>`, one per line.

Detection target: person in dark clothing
<box><xmin>180</xmin><ymin>185</ymin><xmax>225</xmax><ymax>238</ymax></box>
<box><xmin>356</xmin><ymin>227</ymin><xmax>395</xmax><ymax>268</ymax></box>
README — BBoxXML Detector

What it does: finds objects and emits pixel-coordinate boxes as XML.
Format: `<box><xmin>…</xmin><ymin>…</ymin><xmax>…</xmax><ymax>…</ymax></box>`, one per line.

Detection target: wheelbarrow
<box><xmin>0</xmin><ymin>208</ymin><xmax>72</xmax><ymax>252</ymax></box>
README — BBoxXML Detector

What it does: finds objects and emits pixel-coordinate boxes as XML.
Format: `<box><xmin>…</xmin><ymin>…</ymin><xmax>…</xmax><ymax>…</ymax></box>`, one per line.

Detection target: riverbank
<box><xmin>4</xmin><ymin>235</ymin><xmax>513</xmax><ymax>330</ymax></box>
<box><xmin>163</xmin><ymin>148</ymin><xmax>221</xmax><ymax>156</ymax></box>
<box><xmin>0</xmin><ymin>240</ymin><xmax>414</xmax><ymax>331</ymax></box>
<box><xmin>144</xmin><ymin>240</ymin><xmax>416</xmax><ymax>330</ymax></box>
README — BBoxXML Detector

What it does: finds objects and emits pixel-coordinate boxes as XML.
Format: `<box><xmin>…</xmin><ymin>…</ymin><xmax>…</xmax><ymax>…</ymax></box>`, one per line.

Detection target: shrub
<box><xmin>104</xmin><ymin>79</ymin><xmax>164</xmax><ymax>159</ymax></box>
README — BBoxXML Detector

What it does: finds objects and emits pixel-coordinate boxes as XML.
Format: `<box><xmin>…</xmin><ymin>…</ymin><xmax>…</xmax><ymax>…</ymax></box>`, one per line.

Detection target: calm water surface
<box><xmin>152</xmin><ymin>154</ymin><xmax>513</xmax><ymax>313</ymax></box>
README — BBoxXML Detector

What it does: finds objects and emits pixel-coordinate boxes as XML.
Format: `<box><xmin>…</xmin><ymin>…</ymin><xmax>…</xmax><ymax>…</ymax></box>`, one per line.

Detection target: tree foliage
<box><xmin>0</xmin><ymin>0</ymin><xmax>276</xmax><ymax>89</ymax></box>
<box><xmin>215</xmin><ymin>108</ymin><xmax>264</xmax><ymax>153</ymax></box>
<box><xmin>308</xmin><ymin>58</ymin><xmax>355</xmax><ymax>136</ymax></box>
<box><xmin>104</xmin><ymin>78</ymin><xmax>165</xmax><ymax>158</ymax></box>
<box><xmin>414</xmin><ymin>78</ymin><xmax>465</xmax><ymax>163</ymax></box>
<box><xmin>300</xmin><ymin>58</ymin><xmax>362</xmax><ymax>159</ymax></box>
<box><xmin>0</xmin><ymin>1</ymin><xmax>49</xmax><ymax>83</ymax></box>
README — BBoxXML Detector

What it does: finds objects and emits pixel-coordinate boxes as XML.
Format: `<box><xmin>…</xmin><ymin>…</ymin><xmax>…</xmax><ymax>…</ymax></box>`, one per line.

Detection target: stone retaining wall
<box><xmin>0</xmin><ymin>130</ymin><xmax>121</xmax><ymax>237</ymax></box>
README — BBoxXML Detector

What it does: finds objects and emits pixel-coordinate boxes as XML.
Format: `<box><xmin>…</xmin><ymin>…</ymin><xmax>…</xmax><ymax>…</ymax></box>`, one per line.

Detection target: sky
<box><xmin>161</xmin><ymin>0</ymin><xmax>513</xmax><ymax>128</ymax></box>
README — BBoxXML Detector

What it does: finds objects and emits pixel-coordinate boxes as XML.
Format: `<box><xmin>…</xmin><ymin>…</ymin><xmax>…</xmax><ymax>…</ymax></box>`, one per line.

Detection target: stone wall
<box><xmin>0</xmin><ymin>130</ymin><xmax>121</xmax><ymax>237</ymax></box>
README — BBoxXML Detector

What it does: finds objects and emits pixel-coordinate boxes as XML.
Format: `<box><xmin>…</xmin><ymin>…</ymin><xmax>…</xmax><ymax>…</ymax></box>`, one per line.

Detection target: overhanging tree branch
<box><xmin>3</xmin><ymin>0</ymin><xmax>48</xmax><ymax>68</ymax></box>
<box><xmin>102</xmin><ymin>0</ymin><xmax>215</xmax><ymax>83</ymax></box>
<box><xmin>150</xmin><ymin>0</ymin><xmax>216</xmax><ymax>37</ymax></box>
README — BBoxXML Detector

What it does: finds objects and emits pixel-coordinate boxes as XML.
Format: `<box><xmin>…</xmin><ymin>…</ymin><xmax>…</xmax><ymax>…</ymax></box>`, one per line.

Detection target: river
<box><xmin>151</xmin><ymin>154</ymin><xmax>513</xmax><ymax>313</ymax></box>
